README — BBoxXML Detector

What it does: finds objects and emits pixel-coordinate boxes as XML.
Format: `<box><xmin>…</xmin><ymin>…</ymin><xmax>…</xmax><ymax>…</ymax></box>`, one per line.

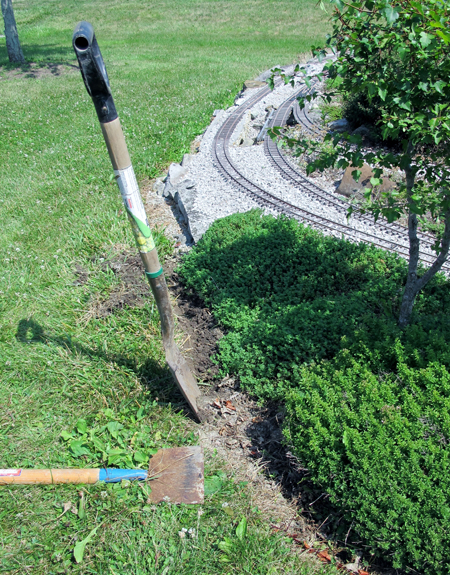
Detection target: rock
<box><xmin>233</xmin><ymin>111</ymin><xmax>258</xmax><ymax>147</ymax></box>
<box><xmin>176</xmin><ymin>233</ymin><xmax>189</xmax><ymax>246</ymax></box>
<box><xmin>352</xmin><ymin>124</ymin><xmax>373</xmax><ymax>142</ymax></box>
<box><xmin>243</xmin><ymin>80</ymin><xmax>266</xmax><ymax>90</ymax></box>
<box><xmin>337</xmin><ymin>163</ymin><xmax>397</xmax><ymax>198</ymax></box>
<box><xmin>168</xmin><ymin>162</ymin><xmax>188</xmax><ymax>186</ymax></box>
<box><xmin>181</xmin><ymin>153</ymin><xmax>194</xmax><ymax>168</ymax></box>
<box><xmin>256</xmin><ymin>65</ymin><xmax>281</xmax><ymax>82</ymax></box>
<box><xmin>328</xmin><ymin>118</ymin><xmax>350</xmax><ymax>133</ymax></box>
<box><xmin>163</xmin><ymin>163</ymin><xmax>189</xmax><ymax>199</ymax></box>
<box><xmin>153</xmin><ymin>178</ymin><xmax>165</xmax><ymax>196</ymax></box>
<box><xmin>173</xmin><ymin>183</ymin><xmax>208</xmax><ymax>243</ymax></box>
<box><xmin>280</xmin><ymin>64</ymin><xmax>295</xmax><ymax>76</ymax></box>
<box><xmin>162</xmin><ymin>181</ymin><xmax>173</xmax><ymax>198</ymax></box>
<box><xmin>175</xmin><ymin>185</ymin><xmax>195</xmax><ymax>222</ymax></box>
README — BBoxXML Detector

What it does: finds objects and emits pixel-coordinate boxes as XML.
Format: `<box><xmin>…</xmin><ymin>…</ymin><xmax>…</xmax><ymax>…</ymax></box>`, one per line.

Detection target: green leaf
<box><xmin>107</xmin><ymin>421</ymin><xmax>124</xmax><ymax>439</ymax></box>
<box><xmin>343</xmin><ymin>430</ymin><xmax>349</xmax><ymax>447</ymax></box>
<box><xmin>69</xmin><ymin>440</ymin><xmax>91</xmax><ymax>458</ymax></box>
<box><xmin>76</xmin><ymin>419</ymin><xmax>88</xmax><ymax>434</ymax></box>
<box><xmin>419</xmin><ymin>31</ymin><xmax>434</xmax><ymax>48</ymax></box>
<box><xmin>236</xmin><ymin>517</ymin><xmax>248</xmax><ymax>541</ymax></box>
<box><xmin>78</xmin><ymin>497</ymin><xmax>86</xmax><ymax>520</ymax></box>
<box><xmin>133</xmin><ymin>451</ymin><xmax>149</xmax><ymax>463</ymax></box>
<box><xmin>73</xmin><ymin>523</ymin><xmax>103</xmax><ymax>563</ymax></box>
<box><xmin>378</xmin><ymin>87</ymin><xmax>387</xmax><ymax>101</ymax></box>
<box><xmin>436</xmin><ymin>30</ymin><xmax>450</xmax><ymax>44</ymax></box>
<box><xmin>204</xmin><ymin>474</ymin><xmax>225</xmax><ymax>496</ymax></box>
<box><xmin>107</xmin><ymin>448</ymin><xmax>127</xmax><ymax>465</ymax></box>
<box><xmin>381</xmin><ymin>5</ymin><xmax>399</xmax><ymax>24</ymax></box>
<box><xmin>351</xmin><ymin>169</ymin><xmax>362</xmax><ymax>183</ymax></box>
<box><xmin>218</xmin><ymin>537</ymin><xmax>234</xmax><ymax>554</ymax></box>
<box><xmin>60</xmin><ymin>430</ymin><xmax>74</xmax><ymax>441</ymax></box>
<box><xmin>434</xmin><ymin>80</ymin><xmax>446</xmax><ymax>95</ymax></box>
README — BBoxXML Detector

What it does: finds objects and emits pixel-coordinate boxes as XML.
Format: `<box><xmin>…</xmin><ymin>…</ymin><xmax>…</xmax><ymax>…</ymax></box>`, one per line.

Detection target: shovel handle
<box><xmin>72</xmin><ymin>23</ymin><xmax>201</xmax><ymax>419</ymax></box>
<box><xmin>72</xmin><ymin>21</ymin><xmax>162</xmax><ymax>277</ymax></box>
<box><xmin>0</xmin><ymin>469</ymin><xmax>100</xmax><ymax>485</ymax></box>
<box><xmin>0</xmin><ymin>468</ymin><xmax>149</xmax><ymax>485</ymax></box>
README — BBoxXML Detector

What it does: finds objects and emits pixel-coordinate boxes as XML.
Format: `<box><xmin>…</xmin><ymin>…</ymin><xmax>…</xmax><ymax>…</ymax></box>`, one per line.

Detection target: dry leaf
<box><xmin>224</xmin><ymin>400</ymin><xmax>236</xmax><ymax>411</ymax></box>
<box><xmin>317</xmin><ymin>550</ymin><xmax>332</xmax><ymax>562</ymax></box>
<box><xmin>212</xmin><ymin>399</ymin><xmax>221</xmax><ymax>409</ymax></box>
<box><xmin>358</xmin><ymin>571</ymin><xmax>369</xmax><ymax>575</ymax></box>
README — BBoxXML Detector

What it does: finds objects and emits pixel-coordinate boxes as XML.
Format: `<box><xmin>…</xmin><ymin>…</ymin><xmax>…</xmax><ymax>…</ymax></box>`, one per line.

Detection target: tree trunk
<box><xmin>398</xmin><ymin>146</ymin><xmax>450</xmax><ymax>327</ymax></box>
<box><xmin>398</xmin><ymin>143</ymin><xmax>420</xmax><ymax>328</ymax></box>
<box><xmin>1</xmin><ymin>0</ymin><xmax>24</xmax><ymax>63</ymax></box>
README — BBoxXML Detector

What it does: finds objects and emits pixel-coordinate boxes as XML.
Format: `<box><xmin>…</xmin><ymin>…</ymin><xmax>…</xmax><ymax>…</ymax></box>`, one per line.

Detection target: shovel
<box><xmin>72</xmin><ymin>21</ymin><xmax>201</xmax><ymax>420</ymax></box>
<box><xmin>0</xmin><ymin>446</ymin><xmax>203</xmax><ymax>504</ymax></box>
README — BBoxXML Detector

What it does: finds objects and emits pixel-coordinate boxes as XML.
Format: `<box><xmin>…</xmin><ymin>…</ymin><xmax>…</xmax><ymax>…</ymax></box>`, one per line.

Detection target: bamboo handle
<box><xmin>0</xmin><ymin>469</ymin><xmax>100</xmax><ymax>485</ymax></box>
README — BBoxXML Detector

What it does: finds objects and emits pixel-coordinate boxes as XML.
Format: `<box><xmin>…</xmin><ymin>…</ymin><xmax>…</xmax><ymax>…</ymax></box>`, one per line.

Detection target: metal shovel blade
<box><xmin>165</xmin><ymin>344</ymin><xmax>202</xmax><ymax>420</ymax></box>
<box><xmin>147</xmin><ymin>446</ymin><xmax>204</xmax><ymax>504</ymax></box>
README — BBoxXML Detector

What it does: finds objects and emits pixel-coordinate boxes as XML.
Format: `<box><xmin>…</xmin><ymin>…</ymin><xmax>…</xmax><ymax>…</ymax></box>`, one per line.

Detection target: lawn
<box><xmin>0</xmin><ymin>0</ymin><xmax>336</xmax><ymax>572</ymax></box>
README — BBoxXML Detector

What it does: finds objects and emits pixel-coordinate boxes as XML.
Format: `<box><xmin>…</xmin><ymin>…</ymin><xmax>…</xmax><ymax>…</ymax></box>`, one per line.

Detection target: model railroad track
<box><xmin>288</xmin><ymin>88</ymin><xmax>442</xmax><ymax>245</ymax></box>
<box><xmin>266</xmin><ymin>86</ymin><xmax>415</xmax><ymax>241</ymax></box>
<box><xmin>212</xmin><ymin>84</ymin><xmax>449</xmax><ymax>272</ymax></box>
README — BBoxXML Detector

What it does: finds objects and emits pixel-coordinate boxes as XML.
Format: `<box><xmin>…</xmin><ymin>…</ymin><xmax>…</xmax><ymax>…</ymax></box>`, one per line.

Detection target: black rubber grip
<box><xmin>72</xmin><ymin>21</ymin><xmax>118</xmax><ymax>123</ymax></box>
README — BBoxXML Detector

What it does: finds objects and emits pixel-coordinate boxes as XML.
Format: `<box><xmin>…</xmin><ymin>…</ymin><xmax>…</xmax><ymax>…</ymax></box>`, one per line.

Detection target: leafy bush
<box><xmin>179</xmin><ymin>210</ymin><xmax>450</xmax><ymax>573</ymax></box>
<box><xmin>285</xmin><ymin>349</ymin><xmax>450</xmax><ymax>573</ymax></box>
<box><xmin>342</xmin><ymin>92</ymin><xmax>383</xmax><ymax>131</ymax></box>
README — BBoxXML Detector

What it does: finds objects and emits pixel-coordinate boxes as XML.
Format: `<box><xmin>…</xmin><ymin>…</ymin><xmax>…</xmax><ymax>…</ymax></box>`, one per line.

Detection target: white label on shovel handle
<box><xmin>0</xmin><ymin>469</ymin><xmax>22</xmax><ymax>476</ymax></box>
<box><xmin>114</xmin><ymin>166</ymin><xmax>155</xmax><ymax>253</ymax></box>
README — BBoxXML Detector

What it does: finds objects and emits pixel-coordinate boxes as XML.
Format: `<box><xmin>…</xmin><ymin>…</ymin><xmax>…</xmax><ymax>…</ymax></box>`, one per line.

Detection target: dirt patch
<box><xmin>164</xmin><ymin>260</ymin><xmax>221</xmax><ymax>384</ymax></box>
<box><xmin>0</xmin><ymin>62</ymin><xmax>79</xmax><ymax>81</ymax></box>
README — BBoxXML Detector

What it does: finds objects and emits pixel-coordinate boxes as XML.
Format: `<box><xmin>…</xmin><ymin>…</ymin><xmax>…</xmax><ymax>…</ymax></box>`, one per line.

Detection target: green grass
<box><xmin>0</xmin><ymin>0</ymin><xmax>335</xmax><ymax>572</ymax></box>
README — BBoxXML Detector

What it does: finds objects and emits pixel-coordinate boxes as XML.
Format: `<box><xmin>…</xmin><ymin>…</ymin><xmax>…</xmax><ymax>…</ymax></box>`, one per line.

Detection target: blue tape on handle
<box><xmin>99</xmin><ymin>469</ymin><xmax>148</xmax><ymax>482</ymax></box>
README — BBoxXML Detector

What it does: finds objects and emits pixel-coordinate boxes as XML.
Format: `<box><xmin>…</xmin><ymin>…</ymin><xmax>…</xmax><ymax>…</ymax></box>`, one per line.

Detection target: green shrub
<box><xmin>342</xmin><ymin>92</ymin><xmax>383</xmax><ymax>130</ymax></box>
<box><xmin>179</xmin><ymin>210</ymin><xmax>450</xmax><ymax>573</ymax></box>
<box><xmin>284</xmin><ymin>349</ymin><xmax>450</xmax><ymax>573</ymax></box>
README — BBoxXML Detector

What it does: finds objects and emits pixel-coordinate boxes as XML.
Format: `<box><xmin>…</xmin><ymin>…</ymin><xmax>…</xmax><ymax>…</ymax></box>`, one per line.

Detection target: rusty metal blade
<box><xmin>165</xmin><ymin>345</ymin><xmax>202</xmax><ymax>421</ymax></box>
<box><xmin>147</xmin><ymin>446</ymin><xmax>204</xmax><ymax>504</ymax></box>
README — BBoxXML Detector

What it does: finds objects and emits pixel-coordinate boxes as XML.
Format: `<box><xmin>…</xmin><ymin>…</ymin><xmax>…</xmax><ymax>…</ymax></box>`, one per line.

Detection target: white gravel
<box><xmin>181</xmin><ymin>58</ymin><xmax>440</xmax><ymax>267</ymax></box>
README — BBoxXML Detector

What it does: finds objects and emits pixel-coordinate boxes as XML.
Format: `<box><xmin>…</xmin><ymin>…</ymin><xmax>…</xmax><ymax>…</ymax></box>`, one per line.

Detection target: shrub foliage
<box><xmin>179</xmin><ymin>210</ymin><xmax>450</xmax><ymax>573</ymax></box>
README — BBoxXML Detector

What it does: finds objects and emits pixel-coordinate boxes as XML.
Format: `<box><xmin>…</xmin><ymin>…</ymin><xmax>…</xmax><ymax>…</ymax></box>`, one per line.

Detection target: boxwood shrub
<box><xmin>178</xmin><ymin>209</ymin><xmax>450</xmax><ymax>573</ymax></box>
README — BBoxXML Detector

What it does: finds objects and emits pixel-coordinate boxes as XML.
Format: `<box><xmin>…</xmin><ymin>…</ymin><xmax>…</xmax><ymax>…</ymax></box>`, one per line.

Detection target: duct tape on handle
<box><xmin>114</xmin><ymin>166</ymin><xmax>155</xmax><ymax>253</ymax></box>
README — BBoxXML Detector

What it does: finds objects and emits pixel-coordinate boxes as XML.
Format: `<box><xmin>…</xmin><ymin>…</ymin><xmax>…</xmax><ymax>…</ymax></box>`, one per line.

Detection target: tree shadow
<box><xmin>14</xmin><ymin>317</ymin><xmax>192</xmax><ymax>416</ymax></box>
<box><xmin>0</xmin><ymin>42</ymin><xmax>76</xmax><ymax>68</ymax></box>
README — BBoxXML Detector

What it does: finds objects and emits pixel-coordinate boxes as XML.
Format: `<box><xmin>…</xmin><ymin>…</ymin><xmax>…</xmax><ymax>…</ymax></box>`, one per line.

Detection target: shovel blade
<box><xmin>147</xmin><ymin>446</ymin><xmax>204</xmax><ymax>504</ymax></box>
<box><xmin>165</xmin><ymin>345</ymin><xmax>202</xmax><ymax>421</ymax></box>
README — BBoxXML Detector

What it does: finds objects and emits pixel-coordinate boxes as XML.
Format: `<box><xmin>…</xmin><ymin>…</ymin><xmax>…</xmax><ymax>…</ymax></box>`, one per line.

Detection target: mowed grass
<box><xmin>0</xmin><ymin>1</ymin><xmax>335</xmax><ymax>572</ymax></box>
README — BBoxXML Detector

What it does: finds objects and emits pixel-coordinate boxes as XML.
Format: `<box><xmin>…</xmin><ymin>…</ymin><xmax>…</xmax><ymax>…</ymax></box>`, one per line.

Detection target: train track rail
<box><xmin>212</xmin><ymin>82</ymin><xmax>449</xmax><ymax>273</ymax></box>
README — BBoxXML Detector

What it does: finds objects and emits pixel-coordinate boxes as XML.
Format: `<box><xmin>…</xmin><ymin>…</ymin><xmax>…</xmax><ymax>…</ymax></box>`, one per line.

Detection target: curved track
<box><xmin>212</xmin><ymin>83</ymin><xmax>449</xmax><ymax>272</ymax></box>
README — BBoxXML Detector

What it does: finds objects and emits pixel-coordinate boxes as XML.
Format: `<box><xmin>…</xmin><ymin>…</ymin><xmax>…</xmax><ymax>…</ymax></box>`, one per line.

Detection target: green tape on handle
<box><xmin>145</xmin><ymin>268</ymin><xmax>163</xmax><ymax>279</ymax></box>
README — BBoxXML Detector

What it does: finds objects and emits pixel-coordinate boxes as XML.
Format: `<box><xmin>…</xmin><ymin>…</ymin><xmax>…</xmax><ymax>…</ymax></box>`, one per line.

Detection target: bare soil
<box><xmin>0</xmin><ymin>62</ymin><xmax>80</xmax><ymax>81</ymax></box>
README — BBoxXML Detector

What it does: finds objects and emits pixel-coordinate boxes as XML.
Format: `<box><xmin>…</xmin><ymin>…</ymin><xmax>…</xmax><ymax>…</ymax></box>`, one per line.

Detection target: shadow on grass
<box><xmin>0</xmin><ymin>43</ymin><xmax>76</xmax><ymax>68</ymax></box>
<box><xmin>14</xmin><ymin>317</ymin><xmax>191</xmax><ymax>415</ymax></box>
